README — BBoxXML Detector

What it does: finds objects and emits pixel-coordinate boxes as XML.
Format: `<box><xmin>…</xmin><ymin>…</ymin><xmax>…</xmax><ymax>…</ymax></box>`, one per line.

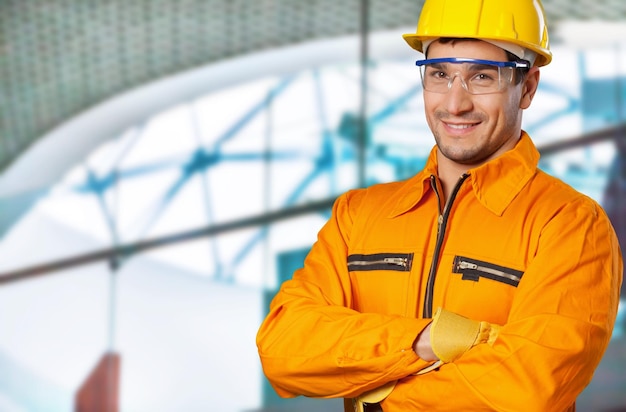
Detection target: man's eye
<box><xmin>473</xmin><ymin>72</ymin><xmax>496</xmax><ymax>82</ymax></box>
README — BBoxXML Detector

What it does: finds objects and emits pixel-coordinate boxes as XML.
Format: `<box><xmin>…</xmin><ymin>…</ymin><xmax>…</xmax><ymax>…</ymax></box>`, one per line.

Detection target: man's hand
<box><xmin>413</xmin><ymin>322</ymin><xmax>438</xmax><ymax>361</ymax></box>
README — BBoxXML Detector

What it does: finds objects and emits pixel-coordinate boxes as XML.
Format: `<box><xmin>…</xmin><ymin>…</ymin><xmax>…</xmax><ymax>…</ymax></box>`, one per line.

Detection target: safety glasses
<box><xmin>415</xmin><ymin>57</ymin><xmax>530</xmax><ymax>95</ymax></box>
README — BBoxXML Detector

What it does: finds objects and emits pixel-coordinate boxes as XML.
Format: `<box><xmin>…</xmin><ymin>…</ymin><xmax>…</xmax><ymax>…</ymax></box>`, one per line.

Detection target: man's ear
<box><xmin>520</xmin><ymin>67</ymin><xmax>540</xmax><ymax>109</ymax></box>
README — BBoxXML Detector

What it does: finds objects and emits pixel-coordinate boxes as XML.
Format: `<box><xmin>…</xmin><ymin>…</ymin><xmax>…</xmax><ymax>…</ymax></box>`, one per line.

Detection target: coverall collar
<box><xmin>389</xmin><ymin>131</ymin><xmax>540</xmax><ymax>217</ymax></box>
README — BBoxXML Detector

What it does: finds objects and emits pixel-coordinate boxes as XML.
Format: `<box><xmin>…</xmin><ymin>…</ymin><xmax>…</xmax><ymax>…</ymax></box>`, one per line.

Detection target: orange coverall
<box><xmin>256</xmin><ymin>132</ymin><xmax>623</xmax><ymax>411</ymax></box>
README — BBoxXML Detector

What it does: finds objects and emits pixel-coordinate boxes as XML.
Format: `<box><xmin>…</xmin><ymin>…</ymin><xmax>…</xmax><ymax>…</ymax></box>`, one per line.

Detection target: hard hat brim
<box><xmin>401</xmin><ymin>33</ymin><xmax>552</xmax><ymax>67</ymax></box>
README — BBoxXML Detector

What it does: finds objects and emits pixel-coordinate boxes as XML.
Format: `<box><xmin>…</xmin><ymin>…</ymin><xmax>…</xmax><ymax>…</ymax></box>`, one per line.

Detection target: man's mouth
<box><xmin>444</xmin><ymin>122</ymin><xmax>479</xmax><ymax>130</ymax></box>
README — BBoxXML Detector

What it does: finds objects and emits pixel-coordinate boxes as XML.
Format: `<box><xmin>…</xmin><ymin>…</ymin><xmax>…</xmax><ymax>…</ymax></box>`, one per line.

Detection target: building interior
<box><xmin>0</xmin><ymin>1</ymin><xmax>625</xmax><ymax>411</ymax></box>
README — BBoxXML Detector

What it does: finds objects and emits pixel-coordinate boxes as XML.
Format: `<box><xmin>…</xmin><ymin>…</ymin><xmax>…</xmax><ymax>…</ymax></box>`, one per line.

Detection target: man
<box><xmin>256</xmin><ymin>0</ymin><xmax>623</xmax><ymax>410</ymax></box>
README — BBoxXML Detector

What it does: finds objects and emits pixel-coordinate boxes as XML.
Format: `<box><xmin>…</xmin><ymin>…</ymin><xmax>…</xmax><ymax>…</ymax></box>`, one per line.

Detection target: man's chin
<box><xmin>438</xmin><ymin>146</ymin><xmax>483</xmax><ymax>165</ymax></box>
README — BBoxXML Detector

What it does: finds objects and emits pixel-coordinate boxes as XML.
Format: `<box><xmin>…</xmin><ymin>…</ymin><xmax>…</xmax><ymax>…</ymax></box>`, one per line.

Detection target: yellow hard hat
<box><xmin>402</xmin><ymin>0</ymin><xmax>552</xmax><ymax>66</ymax></box>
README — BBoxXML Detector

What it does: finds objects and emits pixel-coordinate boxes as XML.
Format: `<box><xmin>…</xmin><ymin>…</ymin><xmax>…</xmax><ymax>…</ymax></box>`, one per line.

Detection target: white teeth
<box><xmin>447</xmin><ymin>123</ymin><xmax>474</xmax><ymax>129</ymax></box>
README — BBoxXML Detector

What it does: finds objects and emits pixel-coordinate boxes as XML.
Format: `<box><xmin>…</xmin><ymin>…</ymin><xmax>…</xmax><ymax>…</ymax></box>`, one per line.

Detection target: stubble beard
<box><xmin>431</xmin><ymin>106</ymin><xmax>521</xmax><ymax>166</ymax></box>
<box><xmin>431</xmin><ymin>111</ymin><xmax>490</xmax><ymax>165</ymax></box>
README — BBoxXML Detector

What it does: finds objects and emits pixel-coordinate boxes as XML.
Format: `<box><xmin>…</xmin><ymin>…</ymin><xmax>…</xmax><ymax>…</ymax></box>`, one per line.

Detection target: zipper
<box><xmin>349</xmin><ymin>257</ymin><xmax>408</xmax><ymax>268</ymax></box>
<box><xmin>422</xmin><ymin>173</ymin><xmax>469</xmax><ymax>318</ymax></box>
<box><xmin>347</xmin><ymin>253</ymin><xmax>413</xmax><ymax>272</ymax></box>
<box><xmin>454</xmin><ymin>256</ymin><xmax>523</xmax><ymax>286</ymax></box>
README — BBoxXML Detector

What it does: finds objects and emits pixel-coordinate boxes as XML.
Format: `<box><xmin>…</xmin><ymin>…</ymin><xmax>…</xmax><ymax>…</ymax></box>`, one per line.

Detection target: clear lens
<box><xmin>419</xmin><ymin>62</ymin><xmax>515</xmax><ymax>95</ymax></box>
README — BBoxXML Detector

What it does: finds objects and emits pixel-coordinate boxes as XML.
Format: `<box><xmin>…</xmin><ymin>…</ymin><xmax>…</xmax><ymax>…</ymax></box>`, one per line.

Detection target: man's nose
<box><xmin>445</xmin><ymin>74</ymin><xmax>473</xmax><ymax>114</ymax></box>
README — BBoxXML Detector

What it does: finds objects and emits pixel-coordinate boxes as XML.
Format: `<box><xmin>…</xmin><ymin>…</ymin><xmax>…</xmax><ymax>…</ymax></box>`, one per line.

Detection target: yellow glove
<box><xmin>429</xmin><ymin>307</ymin><xmax>500</xmax><ymax>363</ymax></box>
<box><xmin>353</xmin><ymin>380</ymin><xmax>396</xmax><ymax>412</ymax></box>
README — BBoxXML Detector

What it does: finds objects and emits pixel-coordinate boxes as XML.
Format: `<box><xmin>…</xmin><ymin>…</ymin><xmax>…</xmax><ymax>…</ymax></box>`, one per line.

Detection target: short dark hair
<box><xmin>504</xmin><ymin>50</ymin><xmax>530</xmax><ymax>84</ymax></box>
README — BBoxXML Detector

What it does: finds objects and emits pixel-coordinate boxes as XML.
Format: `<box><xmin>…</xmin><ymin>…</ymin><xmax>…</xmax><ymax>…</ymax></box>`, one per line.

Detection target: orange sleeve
<box><xmin>256</xmin><ymin>191</ymin><xmax>433</xmax><ymax>399</ymax></box>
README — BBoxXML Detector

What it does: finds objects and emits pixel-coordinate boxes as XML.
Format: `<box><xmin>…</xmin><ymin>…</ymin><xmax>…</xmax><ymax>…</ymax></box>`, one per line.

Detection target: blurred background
<box><xmin>0</xmin><ymin>1</ymin><xmax>624</xmax><ymax>411</ymax></box>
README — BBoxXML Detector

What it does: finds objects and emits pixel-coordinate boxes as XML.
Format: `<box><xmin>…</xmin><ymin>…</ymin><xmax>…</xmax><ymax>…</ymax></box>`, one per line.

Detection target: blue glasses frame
<box><xmin>415</xmin><ymin>57</ymin><xmax>531</xmax><ymax>68</ymax></box>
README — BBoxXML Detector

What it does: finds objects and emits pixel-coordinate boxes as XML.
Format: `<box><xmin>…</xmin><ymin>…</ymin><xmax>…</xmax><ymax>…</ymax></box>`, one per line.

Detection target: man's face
<box><xmin>423</xmin><ymin>40</ymin><xmax>538</xmax><ymax>168</ymax></box>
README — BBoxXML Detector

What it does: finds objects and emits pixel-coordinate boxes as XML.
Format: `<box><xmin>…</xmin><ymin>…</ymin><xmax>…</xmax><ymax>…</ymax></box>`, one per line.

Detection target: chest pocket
<box><xmin>348</xmin><ymin>253</ymin><xmax>414</xmax><ymax>314</ymax></box>
<box><xmin>441</xmin><ymin>255</ymin><xmax>523</xmax><ymax>322</ymax></box>
<box><xmin>452</xmin><ymin>255</ymin><xmax>523</xmax><ymax>287</ymax></box>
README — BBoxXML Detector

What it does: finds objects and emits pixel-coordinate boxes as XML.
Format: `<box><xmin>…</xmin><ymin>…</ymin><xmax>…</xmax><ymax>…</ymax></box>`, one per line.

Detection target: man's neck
<box><xmin>436</xmin><ymin>152</ymin><xmax>471</xmax><ymax>202</ymax></box>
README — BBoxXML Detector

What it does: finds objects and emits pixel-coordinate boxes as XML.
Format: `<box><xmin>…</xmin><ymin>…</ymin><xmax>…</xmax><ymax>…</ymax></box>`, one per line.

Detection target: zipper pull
<box><xmin>384</xmin><ymin>257</ymin><xmax>407</xmax><ymax>267</ymax></box>
<box><xmin>457</xmin><ymin>260</ymin><xmax>478</xmax><ymax>270</ymax></box>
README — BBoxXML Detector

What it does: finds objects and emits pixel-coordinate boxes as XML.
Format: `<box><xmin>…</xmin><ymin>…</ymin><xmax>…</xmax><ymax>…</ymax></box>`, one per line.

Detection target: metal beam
<box><xmin>0</xmin><ymin>197</ymin><xmax>336</xmax><ymax>285</ymax></box>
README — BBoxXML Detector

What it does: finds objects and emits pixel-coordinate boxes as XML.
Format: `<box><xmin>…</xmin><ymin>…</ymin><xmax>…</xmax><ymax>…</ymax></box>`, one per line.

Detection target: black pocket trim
<box><xmin>347</xmin><ymin>253</ymin><xmax>413</xmax><ymax>272</ymax></box>
<box><xmin>452</xmin><ymin>255</ymin><xmax>523</xmax><ymax>287</ymax></box>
